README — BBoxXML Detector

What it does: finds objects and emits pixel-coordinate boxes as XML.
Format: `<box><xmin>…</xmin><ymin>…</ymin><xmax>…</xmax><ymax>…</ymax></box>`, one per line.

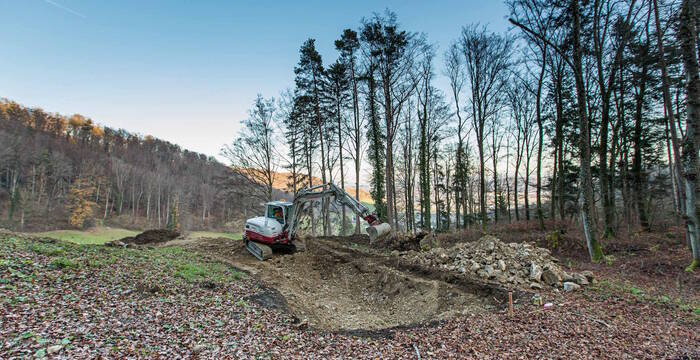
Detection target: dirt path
<box><xmin>170</xmin><ymin>236</ymin><xmax>498</xmax><ymax>331</ymax></box>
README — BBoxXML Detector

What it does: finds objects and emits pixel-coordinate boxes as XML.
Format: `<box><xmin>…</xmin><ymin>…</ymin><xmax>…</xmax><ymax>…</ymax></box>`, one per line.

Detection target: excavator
<box><xmin>242</xmin><ymin>182</ymin><xmax>391</xmax><ymax>260</ymax></box>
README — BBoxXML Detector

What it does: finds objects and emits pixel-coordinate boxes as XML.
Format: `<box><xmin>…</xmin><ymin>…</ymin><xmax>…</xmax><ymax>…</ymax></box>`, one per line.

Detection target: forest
<box><xmin>1</xmin><ymin>0</ymin><xmax>698</xmax><ymax>357</ymax></box>
<box><xmin>0</xmin><ymin>98</ymin><xmax>267</xmax><ymax>232</ymax></box>
<box><xmin>225</xmin><ymin>0</ymin><xmax>700</xmax><ymax>269</ymax></box>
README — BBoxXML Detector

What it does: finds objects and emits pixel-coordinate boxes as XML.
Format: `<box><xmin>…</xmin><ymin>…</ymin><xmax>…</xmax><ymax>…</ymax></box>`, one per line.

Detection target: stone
<box><xmin>477</xmin><ymin>269</ymin><xmax>489</xmax><ymax>279</ymax></box>
<box><xmin>484</xmin><ymin>265</ymin><xmax>494</xmax><ymax>278</ymax></box>
<box><xmin>542</xmin><ymin>268</ymin><xmax>562</xmax><ymax>286</ymax></box>
<box><xmin>497</xmin><ymin>259</ymin><xmax>506</xmax><ymax>271</ymax></box>
<box><xmin>193</xmin><ymin>344</ymin><xmax>207</xmax><ymax>353</ymax></box>
<box><xmin>581</xmin><ymin>270</ymin><xmax>594</xmax><ymax>282</ymax></box>
<box><xmin>529</xmin><ymin>282</ymin><xmax>543</xmax><ymax>290</ymax></box>
<box><xmin>491</xmin><ymin>269</ymin><xmax>504</xmax><ymax>281</ymax></box>
<box><xmin>469</xmin><ymin>261</ymin><xmax>481</xmax><ymax>272</ymax></box>
<box><xmin>47</xmin><ymin>345</ymin><xmax>63</xmax><ymax>354</ymax></box>
<box><xmin>529</xmin><ymin>262</ymin><xmax>543</xmax><ymax>281</ymax></box>
<box><xmin>571</xmin><ymin>273</ymin><xmax>589</xmax><ymax>286</ymax></box>
<box><xmin>563</xmin><ymin>282</ymin><xmax>581</xmax><ymax>292</ymax></box>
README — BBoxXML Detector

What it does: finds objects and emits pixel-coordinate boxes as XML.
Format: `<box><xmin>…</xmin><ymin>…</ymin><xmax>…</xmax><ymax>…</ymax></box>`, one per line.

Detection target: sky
<box><xmin>1</xmin><ymin>0</ymin><xmax>510</xmax><ymax>167</ymax></box>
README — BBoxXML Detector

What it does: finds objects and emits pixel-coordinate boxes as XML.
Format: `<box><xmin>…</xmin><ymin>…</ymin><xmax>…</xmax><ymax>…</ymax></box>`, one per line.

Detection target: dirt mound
<box><xmin>108</xmin><ymin>229</ymin><xmax>180</xmax><ymax>246</ymax></box>
<box><xmin>406</xmin><ymin>235</ymin><xmax>592</xmax><ymax>290</ymax></box>
<box><xmin>371</xmin><ymin>231</ymin><xmax>426</xmax><ymax>251</ymax></box>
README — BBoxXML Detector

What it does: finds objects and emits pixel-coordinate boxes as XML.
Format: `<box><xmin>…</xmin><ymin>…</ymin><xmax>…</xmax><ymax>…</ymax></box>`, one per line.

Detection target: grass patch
<box><xmin>51</xmin><ymin>257</ymin><xmax>78</xmax><ymax>269</ymax></box>
<box><xmin>29</xmin><ymin>242</ymin><xmax>65</xmax><ymax>256</ymax></box>
<box><xmin>152</xmin><ymin>247</ymin><xmax>244</xmax><ymax>284</ymax></box>
<box><xmin>186</xmin><ymin>231</ymin><xmax>240</xmax><ymax>240</ymax></box>
<box><xmin>176</xmin><ymin>263</ymin><xmax>209</xmax><ymax>282</ymax></box>
<box><xmin>1</xmin><ymin>232</ymin><xmax>244</xmax><ymax>293</ymax></box>
<box><xmin>36</xmin><ymin>227</ymin><xmax>139</xmax><ymax>245</ymax></box>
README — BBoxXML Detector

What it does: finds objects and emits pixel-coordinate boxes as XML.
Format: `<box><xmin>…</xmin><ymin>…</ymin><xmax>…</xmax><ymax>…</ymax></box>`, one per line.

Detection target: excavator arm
<box><xmin>285</xmin><ymin>183</ymin><xmax>391</xmax><ymax>242</ymax></box>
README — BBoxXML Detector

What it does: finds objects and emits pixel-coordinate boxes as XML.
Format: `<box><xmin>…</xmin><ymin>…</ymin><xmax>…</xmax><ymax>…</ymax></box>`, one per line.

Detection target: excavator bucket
<box><xmin>367</xmin><ymin>223</ymin><xmax>391</xmax><ymax>243</ymax></box>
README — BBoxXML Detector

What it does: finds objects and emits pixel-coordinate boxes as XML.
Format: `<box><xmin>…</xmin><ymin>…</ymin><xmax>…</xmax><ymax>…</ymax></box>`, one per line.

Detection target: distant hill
<box><xmin>270</xmin><ymin>171</ymin><xmax>373</xmax><ymax>204</ymax></box>
<box><xmin>0</xmin><ymin>99</ymin><xmax>255</xmax><ymax>232</ymax></box>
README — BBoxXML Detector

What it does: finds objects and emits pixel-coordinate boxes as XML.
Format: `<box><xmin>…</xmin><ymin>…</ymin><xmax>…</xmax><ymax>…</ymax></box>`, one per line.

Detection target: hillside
<box><xmin>0</xmin><ymin>99</ymin><xmax>257</xmax><ymax>232</ymax></box>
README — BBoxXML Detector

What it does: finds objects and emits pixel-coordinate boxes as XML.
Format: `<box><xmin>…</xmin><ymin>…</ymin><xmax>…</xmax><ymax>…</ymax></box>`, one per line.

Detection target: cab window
<box><xmin>266</xmin><ymin>205</ymin><xmax>284</xmax><ymax>224</ymax></box>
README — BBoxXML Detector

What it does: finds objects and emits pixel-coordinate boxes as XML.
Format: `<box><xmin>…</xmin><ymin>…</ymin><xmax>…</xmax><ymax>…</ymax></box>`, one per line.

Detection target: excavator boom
<box><xmin>285</xmin><ymin>183</ymin><xmax>391</xmax><ymax>243</ymax></box>
<box><xmin>244</xmin><ymin>182</ymin><xmax>391</xmax><ymax>260</ymax></box>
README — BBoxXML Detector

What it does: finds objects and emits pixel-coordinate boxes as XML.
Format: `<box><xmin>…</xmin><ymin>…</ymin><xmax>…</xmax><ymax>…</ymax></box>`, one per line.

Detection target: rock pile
<box><xmin>406</xmin><ymin>235</ymin><xmax>592</xmax><ymax>290</ymax></box>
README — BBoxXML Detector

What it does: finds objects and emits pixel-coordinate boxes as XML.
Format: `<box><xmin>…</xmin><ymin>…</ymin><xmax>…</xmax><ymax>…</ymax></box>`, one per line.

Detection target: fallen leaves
<box><xmin>0</xmin><ymin>231</ymin><xmax>698</xmax><ymax>359</ymax></box>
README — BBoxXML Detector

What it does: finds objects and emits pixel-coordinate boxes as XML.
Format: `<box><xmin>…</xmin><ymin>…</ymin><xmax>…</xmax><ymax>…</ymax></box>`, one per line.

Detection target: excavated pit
<box><xmin>176</xmin><ymin>235</ymin><xmax>503</xmax><ymax>332</ymax></box>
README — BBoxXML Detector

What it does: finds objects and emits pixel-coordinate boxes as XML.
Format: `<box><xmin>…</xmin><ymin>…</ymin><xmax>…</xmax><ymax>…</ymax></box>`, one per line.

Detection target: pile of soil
<box><xmin>405</xmin><ymin>235</ymin><xmax>592</xmax><ymax>290</ymax></box>
<box><xmin>107</xmin><ymin>229</ymin><xmax>180</xmax><ymax>247</ymax></box>
<box><xmin>371</xmin><ymin>231</ymin><xmax>427</xmax><ymax>251</ymax></box>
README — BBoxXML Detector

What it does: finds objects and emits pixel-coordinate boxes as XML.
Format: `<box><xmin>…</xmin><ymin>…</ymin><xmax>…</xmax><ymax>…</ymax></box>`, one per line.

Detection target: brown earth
<box><xmin>163</xmin><ymin>224</ymin><xmax>699</xmax><ymax>337</ymax></box>
<box><xmin>169</xmin><ymin>235</ymin><xmax>509</xmax><ymax>332</ymax></box>
<box><xmin>113</xmin><ymin>229</ymin><xmax>180</xmax><ymax>246</ymax></box>
<box><xmin>3</xmin><ymin>227</ymin><xmax>697</xmax><ymax>357</ymax></box>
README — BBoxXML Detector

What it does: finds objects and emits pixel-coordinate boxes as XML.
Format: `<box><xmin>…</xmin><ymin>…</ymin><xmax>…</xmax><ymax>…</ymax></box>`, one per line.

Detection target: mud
<box><xmin>173</xmin><ymin>236</ymin><xmax>503</xmax><ymax>332</ymax></box>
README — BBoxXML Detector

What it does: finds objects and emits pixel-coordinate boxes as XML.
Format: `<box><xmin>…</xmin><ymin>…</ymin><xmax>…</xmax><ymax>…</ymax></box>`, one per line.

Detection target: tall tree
<box><xmin>445</xmin><ymin>42</ymin><xmax>468</xmax><ymax>229</ymax></box>
<box><xmin>361</xmin><ymin>11</ymin><xmax>422</xmax><ymax>229</ymax></box>
<box><xmin>678</xmin><ymin>0</ymin><xmax>700</xmax><ymax>271</ymax></box>
<box><xmin>325</xmin><ymin>61</ymin><xmax>352</xmax><ymax>235</ymax></box>
<box><xmin>591</xmin><ymin>0</ymin><xmax>638</xmax><ymax>238</ymax></box>
<box><xmin>510</xmin><ymin>0</ymin><xmax>604</xmax><ymax>262</ymax></box>
<box><xmin>507</xmin><ymin>0</ymin><xmax>554</xmax><ymax>230</ymax></box>
<box><xmin>222</xmin><ymin>95</ymin><xmax>278</xmax><ymax>202</ymax></box>
<box><xmin>295</xmin><ymin>39</ymin><xmax>330</xmax><ymax>235</ymax></box>
<box><xmin>653</xmin><ymin>0</ymin><xmax>685</xmax><ymax>230</ymax></box>
<box><xmin>459</xmin><ymin>25</ymin><xmax>512</xmax><ymax>227</ymax></box>
<box><xmin>336</xmin><ymin>29</ymin><xmax>365</xmax><ymax>234</ymax></box>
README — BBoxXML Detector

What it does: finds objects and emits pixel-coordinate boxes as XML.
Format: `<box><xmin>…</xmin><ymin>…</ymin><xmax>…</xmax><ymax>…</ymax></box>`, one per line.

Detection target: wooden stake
<box><xmin>508</xmin><ymin>291</ymin><xmax>514</xmax><ymax>317</ymax></box>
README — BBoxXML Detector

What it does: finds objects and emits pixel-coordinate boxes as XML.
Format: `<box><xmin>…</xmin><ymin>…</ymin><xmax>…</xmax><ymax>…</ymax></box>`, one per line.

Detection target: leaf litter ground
<box><xmin>1</xmin><ymin>229</ymin><xmax>698</xmax><ymax>358</ymax></box>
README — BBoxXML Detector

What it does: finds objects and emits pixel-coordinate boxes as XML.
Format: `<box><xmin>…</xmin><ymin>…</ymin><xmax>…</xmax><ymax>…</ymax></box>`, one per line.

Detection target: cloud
<box><xmin>43</xmin><ymin>0</ymin><xmax>86</xmax><ymax>19</ymax></box>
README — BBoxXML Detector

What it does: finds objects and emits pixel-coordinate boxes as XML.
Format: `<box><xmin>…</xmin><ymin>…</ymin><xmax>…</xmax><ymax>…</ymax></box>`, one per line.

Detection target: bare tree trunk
<box><xmin>679</xmin><ymin>0</ymin><xmax>700</xmax><ymax>271</ymax></box>
<box><xmin>524</xmin><ymin>155</ymin><xmax>530</xmax><ymax>221</ymax></box>
<box><xmin>573</xmin><ymin>0</ymin><xmax>603</xmax><ymax>262</ymax></box>
<box><xmin>104</xmin><ymin>187</ymin><xmax>110</xmax><ymax>220</ymax></box>
<box><xmin>556</xmin><ymin>66</ymin><xmax>565</xmax><ymax>221</ymax></box>
<box><xmin>535</xmin><ymin>47</ymin><xmax>546</xmax><ymax>230</ymax></box>
<box><xmin>665</xmin><ymin>116</ymin><xmax>680</xmax><ymax>223</ymax></box>
<box><xmin>384</xmin><ymin>82</ymin><xmax>396</xmax><ymax>231</ymax></box>
<box><xmin>337</xmin><ymin>98</ymin><xmax>347</xmax><ymax>235</ymax></box>
<box><xmin>633</xmin><ymin>59</ymin><xmax>649</xmax><ymax>231</ymax></box>
<box><xmin>492</xmin><ymin>130</ymin><xmax>499</xmax><ymax>223</ymax></box>
<box><xmin>654</xmin><ymin>0</ymin><xmax>686</xmax><ymax>226</ymax></box>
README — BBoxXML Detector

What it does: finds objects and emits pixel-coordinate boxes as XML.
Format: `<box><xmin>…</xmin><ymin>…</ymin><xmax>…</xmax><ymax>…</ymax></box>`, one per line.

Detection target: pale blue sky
<box><xmin>1</xmin><ymin>0</ymin><xmax>509</xmax><ymax>159</ymax></box>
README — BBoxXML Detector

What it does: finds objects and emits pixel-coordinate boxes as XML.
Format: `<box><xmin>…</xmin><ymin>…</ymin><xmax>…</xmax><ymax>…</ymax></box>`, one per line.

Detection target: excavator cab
<box><xmin>266</xmin><ymin>203</ymin><xmax>286</xmax><ymax>225</ymax></box>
